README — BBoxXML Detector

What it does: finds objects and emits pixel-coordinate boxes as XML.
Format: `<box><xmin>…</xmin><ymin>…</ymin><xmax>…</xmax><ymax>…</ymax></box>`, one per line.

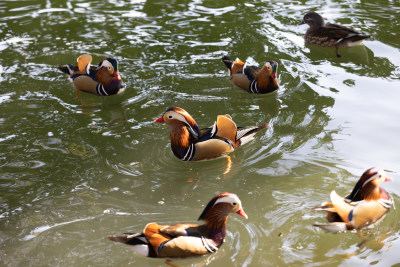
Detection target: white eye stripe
<box><xmin>166</xmin><ymin>112</ymin><xmax>187</xmax><ymax>123</ymax></box>
<box><xmin>101</xmin><ymin>61</ymin><xmax>113</xmax><ymax>70</ymax></box>
<box><xmin>214</xmin><ymin>195</ymin><xmax>241</xmax><ymax>207</ymax></box>
<box><xmin>362</xmin><ymin>169</ymin><xmax>386</xmax><ymax>187</ymax></box>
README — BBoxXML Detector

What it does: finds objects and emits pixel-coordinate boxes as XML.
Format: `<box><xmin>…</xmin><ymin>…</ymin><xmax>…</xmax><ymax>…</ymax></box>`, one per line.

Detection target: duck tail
<box><xmin>352</xmin><ymin>33</ymin><xmax>371</xmax><ymax>42</ymax></box>
<box><xmin>312</xmin><ymin>201</ymin><xmax>334</xmax><ymax>212</ymax></box>
<box><xmin>108</xmin><ymin>233</ymin><xmax>157</xmax><ymax>257</ymax></box>
<box><xmin>236</xmin><ymin>123</ymin><xmax>269</xmax><ymax>146</ymax></box>
<box><xmin>222</xmin><ymin>56</ymin><xmax>234</xmax><ymax>70</ymax></box>
<box><xmin>58</xmin><ymin>64</ymin><xmax>78</xmax><ymax>75</ymax></box>
<box><xmin>108</xmin><ymin>233</ymin><xmax>148</xmax><ymax>245</ymax></box>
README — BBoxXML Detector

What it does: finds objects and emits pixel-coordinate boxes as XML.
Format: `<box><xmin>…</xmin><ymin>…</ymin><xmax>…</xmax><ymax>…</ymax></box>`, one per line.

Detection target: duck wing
<box><xmin>324</xmin><ymin>24</ymin><xmax>371</xmax><ymax>43</ymax></box>
<box><xmin>160</xmin><ymin>223</ymin><xmax>200</xmax><ymax>237</ymax></box>
<box><xmin>243</xmin><ymin>65</ymin><xmax>261</xmax><ymax>81</ymax></box>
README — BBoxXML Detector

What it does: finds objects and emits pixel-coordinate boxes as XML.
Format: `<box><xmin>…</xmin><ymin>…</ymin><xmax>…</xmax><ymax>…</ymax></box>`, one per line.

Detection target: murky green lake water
<box><xmin>1</xmin><ymin>0</ymin><xmax>400</xmax><ymax>266</ymax></box>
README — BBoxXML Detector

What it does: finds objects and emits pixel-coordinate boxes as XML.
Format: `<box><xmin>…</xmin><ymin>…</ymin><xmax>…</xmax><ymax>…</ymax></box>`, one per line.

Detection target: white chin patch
<box><xmin>117</xmin><ymin>87</ymin><xmax>126</xmax><ymax>94</ymax></box>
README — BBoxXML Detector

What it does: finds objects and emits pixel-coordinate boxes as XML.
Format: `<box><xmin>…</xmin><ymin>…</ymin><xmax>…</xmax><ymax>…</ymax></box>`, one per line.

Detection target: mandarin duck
<box><xmin>299</xmin><ymin>12</ymin><xmax>371</xmax><ymax>57</ymax></box>
<box><xmin>313</xmin><ymin>168</ymin><xmax>393</xmax><ymax>232</ymax></box>
<box><xmin>108</xmin><ymin>192</ymin><xmax>247</xmax><ymax>258</ymax></box>
<box><xmin>58</xmin><ymin>54</ymin><xmax>126</xmax><ymax>96</ymax></box>
<box><xmin>222</xmin><ymin>56</ymin><xmax>279</xmax><ymax>94</ymax></box>
<box><xmin>154</xmin><ymin>107</ymin><xmax>268</xmax><ymax>161</ymax></box>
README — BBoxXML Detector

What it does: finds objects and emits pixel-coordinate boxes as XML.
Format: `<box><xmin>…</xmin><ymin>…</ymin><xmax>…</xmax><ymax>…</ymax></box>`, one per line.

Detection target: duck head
<box><xmin>154</xmin><ymin>107</ymin><xmax>200</xmax><ymax>140</ymax></box>
<box><xmin>198</xmin><ymin>192</ymin><xmax>247</xmax><ymax>230</ymax></box>
<box><xmin>263</xmin><ymin>61</ymin><xmax>279</xmax><ymax>87</ymax></box>
<box><xmin>346</xmin><ymin>168</ymin><xmax>392</xmax><ymax>202</ymax></box>
<box><xmin>96</xmin><ymin>58</ymin><xmax>123</xmax><ymax>84</ymax></box>
<box><xmin>299</xmin><ymin>12</ymin><xmax>325</xmax><ymax>30</ymax></box>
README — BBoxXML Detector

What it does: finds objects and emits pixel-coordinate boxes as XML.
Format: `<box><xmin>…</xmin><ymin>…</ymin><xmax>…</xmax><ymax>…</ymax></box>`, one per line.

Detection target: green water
<box><xmin>1</xmin><ymin>0</ymin><xmax>400</xmax><ymax>266</ymax></box>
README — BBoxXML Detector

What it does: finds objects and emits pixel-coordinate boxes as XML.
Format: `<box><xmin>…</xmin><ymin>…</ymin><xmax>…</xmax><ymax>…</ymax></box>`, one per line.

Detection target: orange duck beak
<box><xmin>237</xmin><ymin>208</ymin><xmax>248</xmax><ymax>219</ymax></box>
<box><xmin>154</xmin><ymin>116</ymin><xmax>165</xmax><ymax>123</ymax></box>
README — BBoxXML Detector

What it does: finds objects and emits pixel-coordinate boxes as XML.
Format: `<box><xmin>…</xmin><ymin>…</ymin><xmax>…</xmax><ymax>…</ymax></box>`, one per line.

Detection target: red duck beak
<box><xmin>385</xmin><ymin>176</ymin><xmax>392</xmax><ymax>182</ymax></box>
<box><xmin>237</xmin><ymin>208</ymin><xmax>248</xmax><ymax>219</ymax></box>
<box><xmin>154</xmin><ymin>116</ymin><xmax>165</xmax><ymax>123</ymax></box>
<box><xmin>113</xmin><ymin>71</ymin><xmax>121</xmax><ymax>80</ymax></box>
<box><xmin>271</xmin><ymin>72</ymin><xmax>279</xmax><ymax>87</ymax></box>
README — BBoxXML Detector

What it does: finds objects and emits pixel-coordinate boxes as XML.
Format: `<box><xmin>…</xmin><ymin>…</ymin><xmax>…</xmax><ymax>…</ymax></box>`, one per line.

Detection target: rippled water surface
<box><xmin>1</xmin><ymin>0</ymin><xmax>400</xmax><ymax>266</ymax></box>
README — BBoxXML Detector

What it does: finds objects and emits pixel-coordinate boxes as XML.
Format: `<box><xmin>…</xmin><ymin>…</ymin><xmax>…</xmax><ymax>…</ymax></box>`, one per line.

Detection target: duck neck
<box><xmin>257</xmin><ymin>68</ymin><xmax>277</xmax><ymax>93</ymax></box>
<box><xmin>307</xmin><ymin>24</ymin><xmax>320</xmax><ymax>32</ymax></box>
<box><xmin>204</xmin><ymin>204</ymin><xmax>230</xmax><ymax>231</ymax></box>
<box><xmin>170</xmin><ymin>124</ymin><xmax>197</xmax><ymax>161</ymax></box>
<box><xmin>170</xmin><ymin>124</ymin><xmax>190</xmax><ymax>148</ymax></box>
<box><xmin>95</xmin><ymin>68</ymin><xmax>113</xmax><ymax>85</ymax></box>
<box><xmin>362</xmin><ymin>185</ymin><xmax>381</xmax><ymax>201</ymax></box>
<box><xmin>204</xmin><ymin>204</ymin><xmax>231</xmax><ymax>247</ymax></box>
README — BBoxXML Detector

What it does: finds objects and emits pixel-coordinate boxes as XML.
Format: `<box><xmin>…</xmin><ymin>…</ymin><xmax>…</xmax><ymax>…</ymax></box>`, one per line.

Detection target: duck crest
<box><xmin>105</xmin><ymin>57</ymin><xmax>118</xmax><ymax>71</ymax></box>
<box><xmin>198</xmin><ymin>192</ymin><xmax>232</xmax><ymax>224</ymax></box>
<box><xmin>171</xmin><ymin>107</ymin><xmax>198</xmax><ymax>132</ymax></box>
<box><xmin>345</xmin><ymin>167</ymin><xmax>381</xmax><ymax>202</ymax></box>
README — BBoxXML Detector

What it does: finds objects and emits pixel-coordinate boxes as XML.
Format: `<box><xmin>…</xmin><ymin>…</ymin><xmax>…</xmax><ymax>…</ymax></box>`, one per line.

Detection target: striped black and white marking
<box><xmin>249</xmin><ymin>80</ymin><xmax>259</xmax><ymax>94</ymax></box>
<box><xmin>96</xmin><ymin>83</ymin><xmax>108</xmax><ymax>96</ymax></box>
<box><xmin>182</xmin><ymin>143</ymin><xmax>195</xmax><ymax>161</ymax></box>
<box><xmin>201</xmin><ymin>236</ymin><xmax>218</xmax><ymax>253</ymax></box>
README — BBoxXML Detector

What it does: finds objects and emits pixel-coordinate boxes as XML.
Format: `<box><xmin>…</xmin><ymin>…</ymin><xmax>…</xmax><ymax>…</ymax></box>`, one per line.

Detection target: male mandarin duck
<box><xmin>313</xmin><ymin>168</ymin><xmax>393</xmax><ymax>232</ymax></box>
<box><xmin>108</xmin><ymin>192</ymin><xmax>247</xmax><ymax>258</ymax></box>
<box><xmin>299</xmin><ymin>12</ymin><xmax>371</xmax><ymax>57</ymax></box>
<box><xmin>154</xmin><ymin>107</ymin><xmax>268</xmax><ymax>161</ymax></box>
<box><xmin>221</xmin><ymin>56</ymin><xmax>279</xmax><ymax>94</ymax></box>
<box><xmin>58</xmin><ymin>54</ymin><xmax>126</xmax><ymax>96</ymax></box>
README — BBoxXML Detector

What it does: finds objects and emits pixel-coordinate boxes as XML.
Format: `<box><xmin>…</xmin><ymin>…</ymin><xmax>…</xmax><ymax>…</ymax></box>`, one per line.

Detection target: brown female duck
<box><xmin>154</xmin><ymin>107</ymin><xmax>268</xmax><ymax>161</ymax></box>
<box><xmin>313</xmin><ymin>168</ymin><xmax>392</xmax><ymax>232</ymax></box>
<box><xmin>58</xmin><ymin>54</ymin><xmax>126</xmax><ymax>96</ymax></box>
<box><xmin>299</xmin><ymin>12</ymin><xmax>371</xmax><ymax>57</ymax></box>
<box><xmin>222</xmin><ymin>56</ymin><xmax>279</xmax><ymax>94</ymax></box>
<box><xmin>108</xmin><ymin>192</ymin><xmax>247</xmax><ymax>258</ymax></box>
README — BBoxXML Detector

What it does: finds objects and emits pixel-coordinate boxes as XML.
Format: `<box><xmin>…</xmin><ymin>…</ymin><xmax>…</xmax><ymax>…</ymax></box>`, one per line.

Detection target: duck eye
<box><xmin>108</xmin><ymin>66</ymin><xmax>111</xmax><ymax>70</ymax></box>
<box><xmin>232</xmin><ymin>202</ymin><xmax>237</xmax><ymax>206</ymax></box>
<box><xmin>168</xmin><ymin>115</ymin><xmax>173</xmax><ymax>119</ymax></box>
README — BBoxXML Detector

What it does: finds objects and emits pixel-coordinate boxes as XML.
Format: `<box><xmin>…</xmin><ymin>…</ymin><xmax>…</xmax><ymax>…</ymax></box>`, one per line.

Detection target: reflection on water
<box><xmin>1</xmin><ymin>0</ymin><xmax>400</xmax><ymax>266</ymax></box>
